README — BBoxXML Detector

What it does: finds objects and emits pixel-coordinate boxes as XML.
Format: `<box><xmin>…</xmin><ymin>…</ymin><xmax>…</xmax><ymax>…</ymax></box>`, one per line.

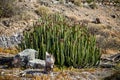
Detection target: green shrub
<box><xmin>0</xmin><ymin>0</ymin><xmax>16</xmax><ymax>18</ymax></box>
<box><xmin>19</xmin><ymin>13</ymin><xmax>101</xmax><ymax>68</ymax></box>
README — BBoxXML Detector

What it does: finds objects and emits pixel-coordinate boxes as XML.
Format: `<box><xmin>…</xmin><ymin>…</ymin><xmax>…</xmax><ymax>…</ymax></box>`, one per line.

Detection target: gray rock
<box><xmin>91</xmin><ymin>18</ymin><xmax>101</xmax><ymax>24</ymax></box>
<box><xmin>82</xmin><ymin>2</ymin><xmax>90</xmax><ymax>8</ymax></box>
<box><xmin>18</xmin><ymin>49</ymin><xmax>38</xmax><ymax>61</ymax></box>
<box><xmin>51</xmin><ymin>0</ymin><xmax>59</xmax><ymax>4</ymax></box>
<box><xmin>111</xmin><ymin>14</ymin><xmax>116</xmax><ymax>18</ymax></box>
<box><xmin>27</xmin><ymin>59</ymin><xmax>45</xmax><ymax>69</ymax></box>
<box><xmin>0</xmin><ymin>33</ymin><xmax>23</xmax><ymax>48</ymax></box>
<box><xmin>13</xmin><ymin>49</ymin><xmax>38</xmax><ymax>68</ymax></box>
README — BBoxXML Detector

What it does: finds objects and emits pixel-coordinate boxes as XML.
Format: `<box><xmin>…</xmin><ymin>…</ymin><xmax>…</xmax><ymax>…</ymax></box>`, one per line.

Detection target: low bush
<box><xmin>0</xmin><ymin>0</ymin><xmax>16</xmax><ymax>18</ymax></box>
<box><xmin>73</xmin><ymin>0</ymin><xmax>82</xmax><ymax>6</ymax></box>
<box><xmin>35</xmin><ymin>6</ymin><xmax>51</xmax><ymax>17</ymax></box>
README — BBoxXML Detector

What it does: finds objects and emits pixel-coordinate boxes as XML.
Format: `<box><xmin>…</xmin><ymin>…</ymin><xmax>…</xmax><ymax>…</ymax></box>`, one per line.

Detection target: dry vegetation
<box><xmin>71</xmin><ymin>0</ymin><xmax>82</xmax><ymax>6</ymax></box>
<box><xmin>0</xmin><ymin>0</ymin><xmax>20</xmax><ymax>18</ymax></box>
<box><xmin>0</xmin><ymin>47</ymin><xmax>19</xmax><ymax>54</ymax></box>
<box><xmin>35</xmin><ymin>6</ymin><xmax>52</xmax><ymax>17</ymax></box>
<box><xmin>0</xmin><ymin>67</ymin><xmax>118</xmax><ymax>80</ymax></box>
<box><xmin>87</xmin><ymin>22</ymin><xmax>120</xmax><ymax>52</ymax></box>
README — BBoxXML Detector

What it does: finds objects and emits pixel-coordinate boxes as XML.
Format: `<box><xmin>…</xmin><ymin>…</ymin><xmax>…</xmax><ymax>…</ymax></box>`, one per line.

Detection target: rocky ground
<box><xmin>0</xmin><ymin>49</ymin><xmax>120</xmax><ymax>80</ymax></box>
<box><xmin>0</xmin><ymin>0</ymin><xmax>120</xmax><ymax>80</ymax></box>
<box><xmin>0</xmin><ymin>68</ymin><xmax>118</xmax><ymax>80</ymax></box>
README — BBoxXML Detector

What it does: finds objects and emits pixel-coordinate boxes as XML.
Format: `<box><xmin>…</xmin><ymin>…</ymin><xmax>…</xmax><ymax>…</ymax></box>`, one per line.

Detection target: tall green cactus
<box><xmin>19</xmin><ymin>13</ymin><xmax>101</xmax><ymax>68</ymax></box>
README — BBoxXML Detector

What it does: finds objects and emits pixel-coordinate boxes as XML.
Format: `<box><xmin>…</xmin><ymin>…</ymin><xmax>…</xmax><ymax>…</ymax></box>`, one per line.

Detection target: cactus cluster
<box><xmin>19</xmin><ymin>13</ymin><xmax>101</xmax><ymax>68</ymax></box>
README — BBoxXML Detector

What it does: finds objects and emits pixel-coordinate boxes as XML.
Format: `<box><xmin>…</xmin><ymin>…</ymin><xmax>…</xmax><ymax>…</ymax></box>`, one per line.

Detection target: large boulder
<box><xmin>13</xmin><ymin>49</ymin><xmax>38</xmax><ymax>68</ymax></box>
<box><xmin>18</xmin><ymin>49</ymin><xmax>38</xmax><ymax>60</ymax></box>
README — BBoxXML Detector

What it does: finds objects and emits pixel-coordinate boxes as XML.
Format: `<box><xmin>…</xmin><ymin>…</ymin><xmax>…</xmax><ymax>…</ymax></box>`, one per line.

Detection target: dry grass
<box><xmin>105</xmin><ymin>37</ymin><xmax>120</xmax><ymax>50</ymax></box>
<box><xmin>88</xmin><ymin>23</ymin><xmax>108</xmax><ymax>29</ymax></box>
<box><xmin>88</xmin><ymin>23</ymin><xmax>120</xmax><ymax>52</ymax></box>
<box><xmin>19</xmin><ymin>11</ymin><xmax>36</xmax><ymax>21</ymax></box>
<box><xmin>115</xmin><ymin>63</ymin><xmax>120</xmax><ymax>70</ymax></box>
<box><xmin>102</xmin><ymin>49</ymin><xmax>119</xmax><ymax>55</ymax></box>
<box><xmin>0</xmin><ymin>47</ymin><xmax>19</xmax><ymax>54</ymax></box>
<box><xmin>99</xmin><ymin>29</ymin><xmax>120</xmax><ymax>38</ymax></box>
<box><xmin>0</xmin><ymin>67</ymin><xmax>114</xmax><ymax>80</ymax></box>
<box><xmin>35</xmin><ymin>6</ymin><xmax>52</xmax><ymax>17</ymax></box>
<box><xmin>87</xmin><ymin>23</ymin><xmax>108</xmax><ymax>35</ymax></box>
<box><xmin>66</xmin><ymin>13</ymin><xmax>79</xmax><ymax>22</ymax></box>
<box><xmin>96</xmin><ymin>36</ymin><xmax>120</xmax><ymax>51</ymax></box>
<box><xmin>33</xmin><ymin>75</ymin><xmax>51</xmax><ymax>80</ymax></box>
<box><xmin>98</xmin><ymin>29</ymin><xmax>111</xmax><ymax>38</ymax></box>
<box><xmin>0</xmin><ymin>75</ymin><xmax>20</xmax><ymax>80</ymax></box>
<box><xmin>30</xmin><ymin>67</ymin><xmax>98</xmax><ymax>80</ymax></box>
<box><xmin>73</xmin><ymin>0</ymin><xmax>82</xmax><ymax>6</ymax></box>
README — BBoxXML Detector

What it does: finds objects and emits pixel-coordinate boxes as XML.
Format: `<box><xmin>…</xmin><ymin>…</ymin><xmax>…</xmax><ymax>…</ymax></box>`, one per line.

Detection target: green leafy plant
<box><xmin>19</xmin><ymin>13</ymin><xmax>101</xmax><ymax>68</ymax></box>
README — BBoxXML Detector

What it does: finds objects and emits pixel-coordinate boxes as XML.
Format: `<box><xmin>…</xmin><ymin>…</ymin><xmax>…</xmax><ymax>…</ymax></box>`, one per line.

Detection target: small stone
<box><xmin>2</xmin><ymin>20</ymin><xmax>10</xmax><ymax>27</ymax></box>
<box><xmin>50</xmin><ymin>72</ymin><xmax>54</xmax><ymax>77</ymax></box>
<box><xmin>92</xmin><ymin>18</ymin><xmax>101</xmax><ymax>24</ymax></box>
<box><xmin>1</xmin><ymin>71</ymin><xmax>5</xmax><ymax>75</ymax></box>
<box><xmin>111</xmin><ymin>15</ymin><xmax>116</xmax><ymax>18</ymax></box>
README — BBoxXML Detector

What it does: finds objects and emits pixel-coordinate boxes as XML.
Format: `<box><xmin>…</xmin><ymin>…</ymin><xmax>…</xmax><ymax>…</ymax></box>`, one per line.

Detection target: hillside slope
<box><xmin>0</xmin><ymin>0</ymin><xmax>120</xmax><ymax>54</ymax></box>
